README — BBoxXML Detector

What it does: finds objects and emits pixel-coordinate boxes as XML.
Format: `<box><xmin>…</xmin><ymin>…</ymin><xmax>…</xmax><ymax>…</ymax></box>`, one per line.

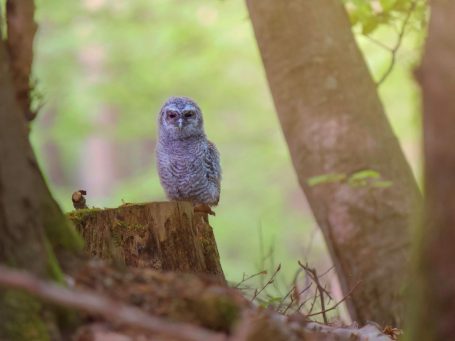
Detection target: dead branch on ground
<box><xmin>0</xmin><ymin>265</ymin><xmax>224</xmax><ymax>341</ymax></box>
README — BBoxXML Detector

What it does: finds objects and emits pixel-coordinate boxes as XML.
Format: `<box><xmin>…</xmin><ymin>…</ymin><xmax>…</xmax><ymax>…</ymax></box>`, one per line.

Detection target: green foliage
<box><xmin>307</xmin><ymin>173</ymin><xmax>347</xmax><ymax>186</ymax></box>
<box><xmin>44</xmin><ymin>239</ymin><xmax>64</xmax><ymax>282</ymax></box>
<box><xmin>0</xmin><ymin>1</ymin><xmax>5</xmax><ymax>38</ymax></box>
<box><xmin>347</xmin><ymin>170</ymin><xmax>392</xmax><ymax>188</ymax></box>
<box><xmin>348</xmin><ymin>169</ymin><xmax>380</xmax><ymax>181</ymax></box>
<box><xmin>307</xmin><ymin>170</ymin><xmax>393</xmax><ymax>189</ymax></box>
<box><xmin>0</xmin><ymin>291</ymin><xmax>51</xmax><ymax>341</ymax></box>
<box><xmin>344</xmin><ymin>0</ymin><xmax>427</xmax><ymax>35</ymax></box>
<box><xmin>42</xmin><ymin>200</ymin><xmax>84</xmax><ymax>253</ymax></box>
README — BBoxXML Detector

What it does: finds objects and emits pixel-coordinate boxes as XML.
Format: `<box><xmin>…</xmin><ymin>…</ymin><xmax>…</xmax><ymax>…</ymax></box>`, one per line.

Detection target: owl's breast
<box><xmin>156</xmin><ymin>137</ymin><xmax>219</xmax><ymax>205</ymax></box>
<box><xmin>159</xmin><ymin>153</ymin><xmax>205</xmax><ymax>197</ymax></box>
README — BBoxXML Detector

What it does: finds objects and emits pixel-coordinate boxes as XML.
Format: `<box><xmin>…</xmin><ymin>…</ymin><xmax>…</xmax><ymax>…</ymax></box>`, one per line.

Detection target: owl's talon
<box><xmin>194</xmin><ymin>204</ymin><xmax>216</xmax><ymax>216</ymax></box>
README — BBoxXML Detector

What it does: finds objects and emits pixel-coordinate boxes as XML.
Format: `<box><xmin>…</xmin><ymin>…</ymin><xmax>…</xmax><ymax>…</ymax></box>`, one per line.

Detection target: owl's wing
<box><xmin>205</xmin><ymin>141</ymin><xmax>221</xmax><ymax>186</ymax></box>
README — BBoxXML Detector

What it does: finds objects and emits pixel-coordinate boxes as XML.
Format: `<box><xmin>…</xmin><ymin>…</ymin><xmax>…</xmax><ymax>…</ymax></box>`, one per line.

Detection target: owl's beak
<box><xmin>177</xmin><ymin>118</ymin><xmax>184</xmax><ymax>130</ymax></box>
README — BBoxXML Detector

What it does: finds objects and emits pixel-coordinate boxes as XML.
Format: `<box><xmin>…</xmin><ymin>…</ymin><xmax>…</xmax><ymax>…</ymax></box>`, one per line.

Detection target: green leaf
<box><xmin>347</xmin><ymin>170</ymin><xmax>393</xmax><ymax>188</ymax></box>
<box><xmin>307</xmin><ymin>173</ymin><xmax>347</xmax><ymax>187</ymax></box>
<box><xmin>380</xmin><ymin>0</ymin><xmax>398</xmax><ymax>12</ymax></box>
<box><xmin>349</xmin><ymin>169</ymin><xmax>381</xmax><ymax>181</ymax></box>
<box><xmin>362</xmin><ymin>17</ymin><xmax>381</xmax><ymax>35</ymax></box>
<box><xmin>394</xmin><ymin>0</ymin><xmax>412</xmax><ymax>11</ymax></box>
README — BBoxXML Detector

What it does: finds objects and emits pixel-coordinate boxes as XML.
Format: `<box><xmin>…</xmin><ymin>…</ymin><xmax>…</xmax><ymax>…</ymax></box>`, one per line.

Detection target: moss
<box><xmin>43</xmin><ymin>200</ymin><xmax>84</xmax><ymax>252</ymax></box>
<box><xmin>212</xmin><ymin>297</ymin><xmax>240</xmax><ymax>329</ymax></box>
<box><xmin>0</xmin><ymin>290</ymin><xmax>51</xmax><ymax>341</ymax></box>
<box><xmin>112</xmin><ymin>219</ymin><xmax>145</xmax><ymax>231</ymax></box>
<box><xmin>44</xmin><ymin>238</ymin><xmax>64</xmax><ymax>282</ymax></box>
<box><xmin>111</xmin><ymin>220</ymin><xmax>146</xmax><ymax>244</ymax></box>
<box><xmin>200</xmin><ymin>237</ymin><xmax>212</xmax><ymax>249</ymax></box>
<box><xmin>111</xmin><ymin>224</ymin><xmax>123</xmax><ymax>247</ymax></box>
<box><xmin>44</xmin><ymin>238</ymin><xmax>82</xmax><ymax>335</ymax></box>
<box><xmin>113</xmin><ymin>219</ymin><xmax>128</xmax><ymax>229</ymax></box>
<box><xmin>191</xmin><ymin>295</ymin><xmax>241</xmax><ymax>331</ymax></box>
<box><xmin>67</xmin><ymin>207</ymin><xmax>102</xmax><ymax>227</ymax></box>
<box><xmin>127</xmin><ymin>223</ymin><xmax>146</xmax><ymax>230</ymax></box>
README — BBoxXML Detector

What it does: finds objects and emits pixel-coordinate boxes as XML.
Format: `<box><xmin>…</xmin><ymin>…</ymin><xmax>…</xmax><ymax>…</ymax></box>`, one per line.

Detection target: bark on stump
<box><xmin>68</xmin><ymin>201</ymin><xmax>225</xmax><ymax>282</ymax></box>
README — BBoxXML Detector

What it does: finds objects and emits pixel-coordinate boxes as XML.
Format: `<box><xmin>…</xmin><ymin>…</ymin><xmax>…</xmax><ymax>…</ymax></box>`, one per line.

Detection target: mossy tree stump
<box><xmin>68</xmin><ymin>201</ymin><xmax>224</xmax><ymax>282</ymax></box>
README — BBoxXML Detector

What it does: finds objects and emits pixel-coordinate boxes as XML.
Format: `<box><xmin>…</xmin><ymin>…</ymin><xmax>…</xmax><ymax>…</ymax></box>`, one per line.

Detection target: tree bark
<box><xmin>408</xmin><ymin>1</ymin><xmax>455</xmax><ymax>339</ymax></box>
<box><xmin>246</xmin><ymin>0</ymin><xmax>420</xmax><ymax>325</ymax></box>
<box><xmin>0</xmin><ymin>23</ymin><xmax>82</xmax><ymax>340</ymax></box>
<box><xmin>5</xmin><ymin>0</ymin><xmax>37</xmax><ymax>121</ymax></box>
<box><xmin>69</xmin><ymin>202</ymin><xmax>225</xmax><ymax>282</ymax></box>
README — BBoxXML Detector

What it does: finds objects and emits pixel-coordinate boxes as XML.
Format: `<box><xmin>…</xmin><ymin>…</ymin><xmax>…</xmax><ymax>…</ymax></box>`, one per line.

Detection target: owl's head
<box><xmin>159</xmin><ymin>96</ymin><xmax>205</xmax><ymax>139</ymax></box>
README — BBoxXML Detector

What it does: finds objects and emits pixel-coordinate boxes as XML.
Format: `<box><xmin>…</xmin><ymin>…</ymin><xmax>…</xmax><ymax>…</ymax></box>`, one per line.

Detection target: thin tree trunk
<box><xmin>408</xmin><ymin>1</ymin><xmax>455</xmax><ymax>339</ymax></box>
<box><xmin>246</xmin><ymin>0</ymin><xmax>420</xmax><ymax>325</ymax></box>
<box><xmin>0</xmin><ymin>25</ymin><xmax>82</xmax><ymax>340</ymax></box>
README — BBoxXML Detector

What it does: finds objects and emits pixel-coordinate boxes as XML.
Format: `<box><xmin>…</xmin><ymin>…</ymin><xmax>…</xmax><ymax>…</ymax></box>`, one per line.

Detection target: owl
<box><xmin>156</xmin><ymin>96</ymin><xmax>221</xmax><ymax>215</ymax></box>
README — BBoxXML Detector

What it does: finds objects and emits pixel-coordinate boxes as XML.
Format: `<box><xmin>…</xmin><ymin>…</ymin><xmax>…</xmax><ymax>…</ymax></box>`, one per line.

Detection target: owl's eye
<box><xmin>184</xmin><ymin>111</ymin><xmax>195</xmax><ymax>118</ymax></box>
<box><xmin>167</xmin><ymin>111</ymin><xmax>177</xmax><ymax>119</ymax></box>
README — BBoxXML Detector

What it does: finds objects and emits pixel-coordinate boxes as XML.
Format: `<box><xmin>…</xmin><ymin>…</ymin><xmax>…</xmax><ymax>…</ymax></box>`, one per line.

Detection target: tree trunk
<box><xmin>408</xmin><ymin>1</ymin><xmax>455</xmax><ymax>339</ymax></box>
<box><xmin>5</xmin><ymin>0</ymin><xmax>37</xmax><ymax>121</ymax></box>
<box><xmin>246</xmin><ymin>0</ymin><xmax>420</xmax><ymax>325</ymax></box>
<box><xmin>69</xmin><ymin>202</ymin><xmax>225</xmax><ymax>282</ymax></box>
<box><xmin>0</xmin><ymin>23</ymin><xmax>82</xmax><ymax>340</ymax></box>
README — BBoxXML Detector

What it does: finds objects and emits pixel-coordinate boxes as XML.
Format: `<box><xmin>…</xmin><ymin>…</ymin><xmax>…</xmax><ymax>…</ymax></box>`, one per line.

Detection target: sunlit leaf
<box><xmin>362</xmin><ymin>17</ymin><xmax>381</xmax><ymax>35</ymax></box>
<box><xmin>380</xmin><ymin>0</ymin><xmax>398</xmax><ymax>12</ymax></box>
<box><xmin>349</xmin><ymin>169</ymin><xmax>381</xmax><ymax>181</ymax></box>
<box><xmin>307</xmin><ymin>173</ymin><xmax>347</xmax><ymax>187</ymax></box>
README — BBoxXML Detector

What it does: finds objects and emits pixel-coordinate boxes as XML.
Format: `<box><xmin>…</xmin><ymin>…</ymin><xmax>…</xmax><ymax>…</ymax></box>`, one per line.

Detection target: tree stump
<box><xmin>68</xmin><ymin>201</ymin><xmax>225</xmax><ymax>282</ymax></box>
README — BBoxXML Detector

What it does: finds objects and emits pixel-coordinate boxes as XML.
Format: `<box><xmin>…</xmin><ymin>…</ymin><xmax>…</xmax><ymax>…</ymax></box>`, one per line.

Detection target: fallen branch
<box><xmin>0</xmin><ymin>265</ymin><xmax>224</xmax><ymax>341</ymax></box>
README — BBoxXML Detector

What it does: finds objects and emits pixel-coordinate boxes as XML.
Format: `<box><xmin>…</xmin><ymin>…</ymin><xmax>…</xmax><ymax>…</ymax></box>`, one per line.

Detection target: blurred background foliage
<box><xmin>27</xmin><ymin>0</ymin><xmax>425</xmax><ymax>293</ymax></box>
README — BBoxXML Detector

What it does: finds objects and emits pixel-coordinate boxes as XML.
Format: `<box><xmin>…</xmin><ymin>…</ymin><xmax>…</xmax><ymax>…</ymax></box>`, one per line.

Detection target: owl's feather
<box><xmin>156</xmin><ymin>97</ymin><xmax>221</xmax><ymax>206</ymax></box>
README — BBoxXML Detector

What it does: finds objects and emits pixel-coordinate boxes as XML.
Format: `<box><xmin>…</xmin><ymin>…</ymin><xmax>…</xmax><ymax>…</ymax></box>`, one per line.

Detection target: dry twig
<box><xmin>251</xmin><ymin>264</ymin><xmax>281</xmax><ymax>302</ymax></box>
<box><xmin>282</xmin><ymin>282</ymin><xmax>312</xmax><ymax>314</ymax></box>
<box><xmin>382</xmin><ymin>325</ymin><xmax>403</xmax><ymax>340</ymax></box>
<box><xmin>298</xmin><ymin>261</ymin><xmax>331</xmax><ymax>324</ymax></box>
<box><xmin>305</xmin><ymin>281</ymin><xmax>361</xmax><ymax>319</ymax></box>
<box><xmin>376</xmin><ymin>0</ymin><xmax>419</xmax><ymax>86</ymax></box>
<box><xmin>234</xmin><ymin>270</ymin><xmax>267</xmax><ymax>289</ymax></box>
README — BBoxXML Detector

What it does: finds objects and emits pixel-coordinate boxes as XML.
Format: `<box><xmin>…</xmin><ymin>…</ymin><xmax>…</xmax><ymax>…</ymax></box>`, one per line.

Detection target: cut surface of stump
<box><xmin>68</xmin><ymin>201</ymin><xmax>224</xmax><ymax>282</ymax></box>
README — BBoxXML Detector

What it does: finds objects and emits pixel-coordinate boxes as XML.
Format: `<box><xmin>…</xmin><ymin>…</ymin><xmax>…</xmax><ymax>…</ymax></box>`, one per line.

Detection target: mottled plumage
<box><xmin>156</xmin><ymin>97</ymin><xmax>221</xmax><ymax>207</ymax></box>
